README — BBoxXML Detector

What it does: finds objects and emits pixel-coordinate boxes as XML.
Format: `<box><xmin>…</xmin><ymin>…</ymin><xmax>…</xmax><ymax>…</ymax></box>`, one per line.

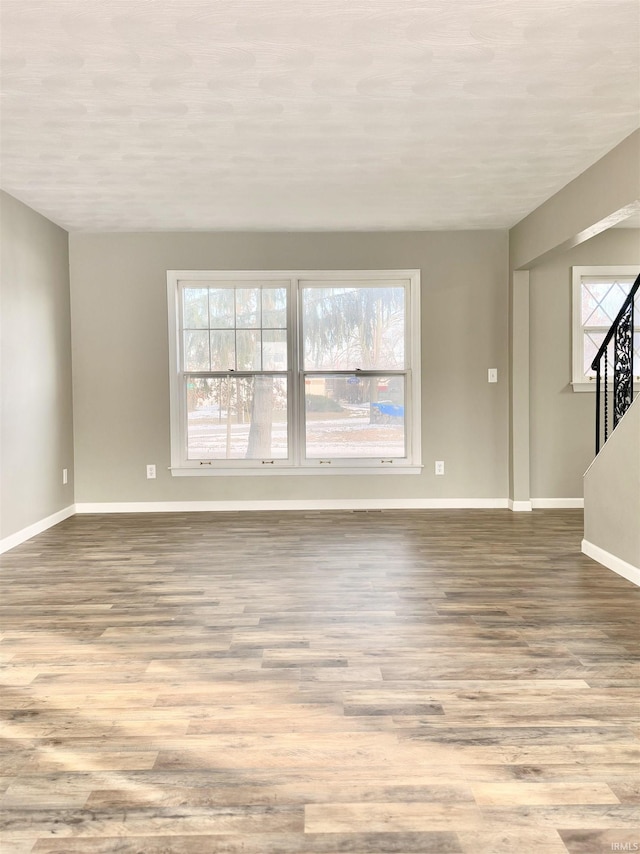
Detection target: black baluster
<box><xmin>604</xmin><ymin>349</ymin><xmax>608</xmax><ymax>443</ymax></box>
<box><xmin>595</xmin><ymin>365</ymin><xmax>601</xmax><ymax>455</ymax></box>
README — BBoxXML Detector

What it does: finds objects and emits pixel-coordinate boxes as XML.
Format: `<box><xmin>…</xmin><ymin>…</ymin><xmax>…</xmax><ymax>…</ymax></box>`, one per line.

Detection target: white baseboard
<box><xmin>0</xmin><ymin>505</ymin><xmax>76</xmax><ymax>555</ymax></box>
<box><xmin>582</xmin><ymin>539</ymin><xmax>640</xmax><ymax>587</ymax></box>
<box><xmin>531</xmin><ymin>498</ymin><xmax>584</xmax><ymax>509</ymax></box>
<box><xmin>508</xmin><ymin>500</ymin><xmax>532</xmax><ymax>512</ymax></box>
<box><xmin>75</xmin><ymin>498</ymin><xmax>510</xmax><ymax>514</ymax></box>
<box><xmin>507</xmin><ymin>498</ymin><xmax>584</xmax><ymax>511</ymax></box>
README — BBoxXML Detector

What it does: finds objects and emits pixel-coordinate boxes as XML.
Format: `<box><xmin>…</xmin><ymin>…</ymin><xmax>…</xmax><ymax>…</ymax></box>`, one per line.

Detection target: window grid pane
<box><xmin>183</xmin><ymin>288</ymin><xmax>209</xmax><ymax>329</ymax></box>
<box><xmin>262</xmin><ymin>288</ymin><xmax>287</xmax><ymax>329</ymax></box>
<box><xmin>209</xmin><ymin>330</ymin><xmax>235</xmax><ymax>372</ymax></box>
<box><xmin>183</xmin><ymin>330</ymin><xmax>210</xmax><ymax>372</ymax></box>
<box><xmin>209</xmin><ymin>289</ymin><xmax>234</xmax><ymax>328</ymax></box>
<box><xmin>235</xmin><ymin>329</ymin><xmax>261</xmax><ymax>371</ymax></box>
<box><xmin>235</xmin><ymin>288</ymin><xmax>260</xmax><ymax>329</ymax></box>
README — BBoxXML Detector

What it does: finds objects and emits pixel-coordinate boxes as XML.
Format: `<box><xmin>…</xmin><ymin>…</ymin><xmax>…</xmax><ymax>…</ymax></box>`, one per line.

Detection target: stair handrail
<box><xmin>591</xmin><ymin>272</ymin><xmax>639</xmax><ymax>454</ymax></box>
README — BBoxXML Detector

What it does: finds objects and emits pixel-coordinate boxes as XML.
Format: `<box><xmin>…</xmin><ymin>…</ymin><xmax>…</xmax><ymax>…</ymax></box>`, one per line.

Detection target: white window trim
<box><xmin>571</xmin><ymin>265</ymin><xmax>640</xmax><ymax>393</ymax></box>
<box><xmin>167</xmin><ymin>270</ymin><xmax>422</xmax><ymax>475</ymax></box>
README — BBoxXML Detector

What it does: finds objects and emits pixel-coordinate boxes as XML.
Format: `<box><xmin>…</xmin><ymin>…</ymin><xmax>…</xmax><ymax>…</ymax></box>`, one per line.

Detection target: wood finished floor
<box><xmin>0</xmin><ymin>509</ymin><xmax>639</xmax><ymax>854</ymax></box>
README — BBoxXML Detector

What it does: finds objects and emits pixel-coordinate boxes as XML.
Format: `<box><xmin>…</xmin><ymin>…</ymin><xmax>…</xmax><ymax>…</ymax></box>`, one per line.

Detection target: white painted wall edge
<box><xmin>75</xmin><ymin>498</ymin><xmax>510</xmax><ymax>513</ymax></box>
<box><xmin>531</xmin><ymin>498</ymin><xmax>584</xmax><ymax>509</ymax></box>
<box><xmin>582</xmin><ymin>538</ymin><xmax>640</xmax><ymax>588</ymax></box>
<box><xmin>0</xmin><ymin>505</ymin><xmax>76</xmax><ymax>555</ymax></box>
<box><xmin>508</xmin><ymin>499</ymin><xmax>532</xmax><ymax>511</ymax></box>
<box><xmin>508</xmin><ymin>499</ymin><xmax>584</xmax><ymax>511</ymax></box>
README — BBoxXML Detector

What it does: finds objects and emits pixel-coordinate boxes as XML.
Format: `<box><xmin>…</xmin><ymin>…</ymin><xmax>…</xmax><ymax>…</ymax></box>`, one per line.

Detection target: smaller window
<box><xmin>572</xmin><ymin>266</ymin><xmax>640</xmax><ymax>392</ymax></box>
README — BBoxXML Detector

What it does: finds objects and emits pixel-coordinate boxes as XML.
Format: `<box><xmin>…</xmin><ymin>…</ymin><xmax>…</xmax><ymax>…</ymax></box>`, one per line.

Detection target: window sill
<box><xmin>572</xmin><ymin>381</ymin><xmax>640</xmax><ymax>393</ymax></box>
<box><xmin>170</xmin><ymin>465</ymin><xmax>424</xmax><ymax>477</ymax></box>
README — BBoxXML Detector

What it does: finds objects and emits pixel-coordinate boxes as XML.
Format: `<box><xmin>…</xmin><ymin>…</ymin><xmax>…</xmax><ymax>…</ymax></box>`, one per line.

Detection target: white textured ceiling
<box><xmin>1</xmin><ymin>0</ymin><xmax>639</xmax><ymax>232</ymax></box>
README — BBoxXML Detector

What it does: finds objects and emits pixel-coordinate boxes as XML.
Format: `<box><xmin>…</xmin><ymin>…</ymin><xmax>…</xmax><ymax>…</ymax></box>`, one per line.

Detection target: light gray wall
<box><xmin>584</xmin><ymin>396</ymin><xmax>640</xmax><ymax>570</ymax></box>
<box><xmin>0</xmin><ymin>191</ymin><xmax>74</xmax><ymax>538</ymax></box>
<box><xmin>69</xmin><ymin>230</ymin><xmax>509</xmax><ymax>503</ymax></box>
<box><xmin>529</xmin><ymin>227</ymin><xmax>640</xmax><ymax>499</ymax></box>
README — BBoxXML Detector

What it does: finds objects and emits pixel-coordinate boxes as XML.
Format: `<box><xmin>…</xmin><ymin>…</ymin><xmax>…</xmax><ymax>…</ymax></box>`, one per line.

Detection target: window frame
<box><xmin>571</xmin><ymin>265</ymin><xmax>640</xmax><ymax>393</ymax></box>
<box><xmin>167</xmin><ymin>269</ymin><xmax>422</xmax><ymax>475</ymax></box>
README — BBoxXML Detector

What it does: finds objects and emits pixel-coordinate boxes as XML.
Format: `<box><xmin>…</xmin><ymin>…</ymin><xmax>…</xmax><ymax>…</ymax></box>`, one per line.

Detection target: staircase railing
<box><xmin>591</xmin><ymin>272</ymin><xmax>639</xmax><ymax>454</ymax></box>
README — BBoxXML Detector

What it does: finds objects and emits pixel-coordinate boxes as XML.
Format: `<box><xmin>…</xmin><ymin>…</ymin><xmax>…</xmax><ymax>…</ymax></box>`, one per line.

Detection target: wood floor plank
<box><xmin>457</xmin><ymin>829</ymin><xmax>568</xmax><ymax>853</ymax></box>
<box><xmin>469</xmin><ymin>781</ymin><xmax>620</xmax><ymax>806</ymax></box>
<box><xmin>559</xmin><ymin>829</ymin><xmax>640</xmax><ymax>853</ymax></box>
<box><xmin>0</xmin><ymin>839</ymin><xmax>38</xmax><ymax>854</ymax></box>
<box><xmin>1</xmin><ymin>508</ymin><xmax>639</xmax><ymax>852</ymax></box>
<box><xmin>304</xmin><ymin>801</ymin><xmax>484</xmax><ymax>832</ymax></box>
<box><xmin>28</xmin><ymin>831</ymin><xmax>464</xmax><ymax>852</ymax></box>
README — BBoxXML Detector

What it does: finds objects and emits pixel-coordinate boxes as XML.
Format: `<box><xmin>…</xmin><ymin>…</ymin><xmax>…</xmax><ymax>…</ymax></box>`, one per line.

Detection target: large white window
<box><xmin>572</xmin><ymin>266</ymin><xmax>639</xmax><ymax>392</ymax></box>
<box><xmin>167</xmin><ymin>270</ymin><xmax>421</xmax><ymax>474</ymax></box>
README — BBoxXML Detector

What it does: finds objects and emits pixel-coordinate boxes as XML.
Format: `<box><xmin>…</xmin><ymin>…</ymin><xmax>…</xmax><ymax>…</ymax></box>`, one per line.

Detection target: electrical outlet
<box><xmin>435</xmin><ymin>460</ymin><xmax>445</xmax><ymax>476</ymax></box>
<box><xmin>62</xmin><ymin>468</ymin><xmax>68</xmax><ymax>485</ymax></box>
<box><xmin>146</xmin><ymin>464</ymin><xmax>156</xmax><ymax>479</ymax></box>
<box><xmin>488</xmin><ymin>368</ymin><xmax>498</xmax><ymax>383</ymax></box>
